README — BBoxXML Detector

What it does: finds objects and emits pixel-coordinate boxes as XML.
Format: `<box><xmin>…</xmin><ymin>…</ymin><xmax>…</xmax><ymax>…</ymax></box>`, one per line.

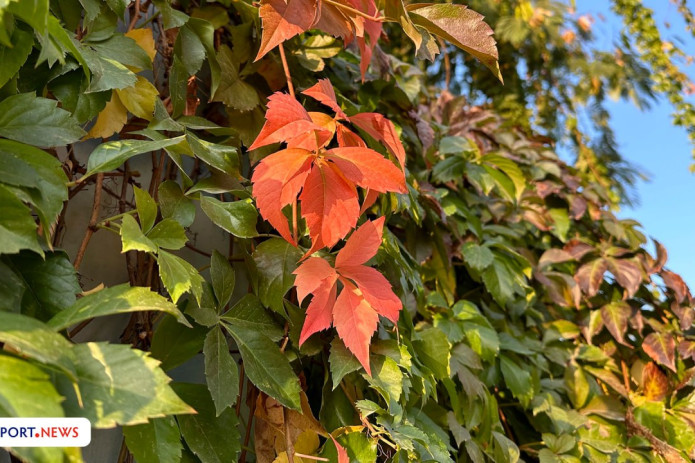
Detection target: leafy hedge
<box><xmin>0</xmin><ymin>0</ymin><xmax>694</xmax><ymax>462</ymax></box>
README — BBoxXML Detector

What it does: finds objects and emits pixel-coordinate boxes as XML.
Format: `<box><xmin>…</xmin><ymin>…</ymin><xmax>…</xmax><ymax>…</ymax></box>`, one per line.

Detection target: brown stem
<box><xmin>74</xmin><ymin>173</ymin><xmax>104</xmax><ymax>270</ymax></box>
<box><xmin>127</xmin><ymin>0</ymin><xmax>141</xmax><ymax>31</ymax></box>
<box><xmin>284</xmin><ymin>407</ymin><xmax>295</xmax><ymax>463</ymax></box>
<box><xmin>278</xmin><ymin>44</ymin><xmax>295</xmax><ymax>97</ymax></box>
<box><xmin>239</xmin><ymin>386</ymin><xmax>258</xmax><ymax>463</ymax></box>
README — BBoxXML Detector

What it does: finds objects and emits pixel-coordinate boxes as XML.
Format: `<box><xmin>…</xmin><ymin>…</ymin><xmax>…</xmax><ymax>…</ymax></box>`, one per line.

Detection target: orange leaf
<box><xmin>332</xmin><ymin>280</ymin><xmax>379</xmax><ymax>374</ymax></box>
<box><xmin>299</xmin><ymin>161</ymin><xmax>360</xmax><ymax>250</ymax></box>
<box><xmin>336</xmin><ymin>124</ymin><xmax>367</xmax><ymax>148</ymax></box>
<box><xmin>251</xmin><ymin>148</ymin><xmax>314</xmax><ymax>244</ymax></box>
<box><xmin>302</xmin><ymin>79</ymin><xmax>347</xmax><ymax>119</ymax></box>
<box><xmin>294</xmin><ymin>256</ymin><xmax>337</xmax><ymax>303</ymax></box>
<box><xmin>641</xmin><ymin>362</ymin><xmax>669</xmax><ymax>401</ymax></box>
<box><xmin>349</xmin><ymin>112</ymin><xmax>406</xmax><ymax>167</ymax></box>
<box><xmin>326</xmin><ymin>147</ymin><xmax>406</xmax><ymax>193</ymax></box>
<box><xmin>330</xmin><ymin>435</ymin><xmax>350</xmax><ymax>463</ymax></box>
<box><xmin>249</xmin><ymin>92</ymin><xmax>325</xmax><ymax>150</ymax></box>
<box><xmin>300</xmin><ymin>279</ymin><xmax>337</xmax><ymax>345</ymax></box>
<box><xmin>338</xmin><ymin>265</ymin><xmax>401</xmax><ymax>323</ymax></box>
<box><xmin>287</xmin><ymin>112</ymin><xmax>336</xmax><ymax>151</ymax></box>
<box><xmin>255</xmin><ymin>0</ymin><xmax>319</xmax><ymax>61</ymax></box>
<box><xmin>335</xmin><ymin>216</ymin><xmax>384</xmax><ymax>267</ymax></box>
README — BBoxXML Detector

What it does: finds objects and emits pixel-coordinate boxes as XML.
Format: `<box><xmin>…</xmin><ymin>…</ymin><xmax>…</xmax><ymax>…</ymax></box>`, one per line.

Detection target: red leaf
<box><xmin>575</xmin><ymin>258</ymin><xmax>608</xmax><ymax>297</ymax></box>
<box><xmin>650</xmin><ymin>239</ymin><xmax>668</xmax><ymax>274</ymax></box>
<box><xmin>662</xmin><ymin>270</ymin><xmax>691</xmax><ymax>304</ymax></box>
<box><xmin>326</xmin><ymin>147</ymin><xmax>406</xmax><ymax>193</ymax></box>
<box><xmin>338</xmin><ymin>265</ymin><xmax>401</xmax><ymax>323</ymax></box>
<box><xmin>330</xmin><ymin>435</ymin><xmax>350</xmax><ymax>463</ymax></box>
<box><xmin>607</xmin><ymin>258</ymin><xmax>643</xmax><ymax>298</ymax></box>
<box><xmin>293</xmin><ymin>256</ymin><xmax>337</xmax><ymax>303</ymax></box>
<box><xmin>302</xmin><ymin>79</ymin><xmax>347</xmax><ymax>119</ymax></box>
<box><xmin>359</xmin><ymin>188</ymin><xmax>380</xmax><ymax>215</ymax></box>
<box><xmin>287</xmin><ymin>112</ymin><xmax>336</xmax><ymax>151</ymax></box>
<box><xmin>299</xmin><ymin>161</ymin><xmax>360</xmax><ymax>250</ymax></box>
<box><xmin>316</xmin><ymin>3</ymin><xmax>352</xmax><ymax>38</ymax></box>
<box><xmin>299</xmin><ymin>279</ymin><xmax>337</xmax><ymax>345</ymax></box>
<box><xmin>249</xmin><ymin>93</ymin><xmax>325</xmax><ymax>150</ymax></box>
<box><xmin>255</xmin><ymin>0</ymin><xmax>319</xmax><ymax>61</ymax></box>
<box><xmin>600</xmin><ymin>302</ymin><xmax>631</xmax><ymax>346</ymax></box>
<box><xmin>335</xmin><ymin>217</ymin><xmax>384</xmax><ymax>267</ymax></box>
<box><xmin>332</xmin><ymin>280</ymin><xmax>379</xmax><ymax>374</ymax></box>
<box><xmin>348</xmin><ymin>0</ymin><xmax>381</xmax><ymax>78</ymax></box>
<box><xmin>336</xmin><ymin>124</ymin><xmax>367</xmax><ymax>148</ymax></box>
<box><xmin>291</xmin><ymin>219</ymin><xmax>402</xmax><ymax>372</ymax></box>
<box><xmin>251</xmin><ymin>148</ymin><xmax>314</xmax><ymax>244</ymax></box>
<box><xmin>349</xmin><ymin>113</ymin><xmax>406</xmax><ymax>167</ymax></box>
<box><xmin>642</xmin><ymin>332</ymin><xmax>676</xmax><ymax>372</ymax></box>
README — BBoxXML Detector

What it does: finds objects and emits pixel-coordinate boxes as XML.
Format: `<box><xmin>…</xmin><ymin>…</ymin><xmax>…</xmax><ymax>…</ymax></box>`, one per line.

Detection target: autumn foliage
<box><xmin>3</xmin><ymin>0</ymin><xmax>695</xmax><ymax>462</ymax></box>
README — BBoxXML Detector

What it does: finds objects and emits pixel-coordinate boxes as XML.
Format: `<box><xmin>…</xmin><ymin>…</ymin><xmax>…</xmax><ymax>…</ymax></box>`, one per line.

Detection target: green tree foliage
<box><xmin>0</xmin><ymin>0</ymin><xmax>694</xmax><ymax>462</ymax></box>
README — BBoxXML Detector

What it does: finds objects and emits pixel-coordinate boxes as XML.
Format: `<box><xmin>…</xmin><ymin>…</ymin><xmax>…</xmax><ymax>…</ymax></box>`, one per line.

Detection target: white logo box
<box><xmin>0</xmin><ymin>418</ymin><xmax>91</xmax><ymax>447</ymax></box>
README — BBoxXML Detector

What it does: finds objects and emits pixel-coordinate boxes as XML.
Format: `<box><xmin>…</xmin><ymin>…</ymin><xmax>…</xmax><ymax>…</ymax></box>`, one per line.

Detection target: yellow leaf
<box><xmin>84</xmin><ymin>93</ymin><xmax>128</xmax><ymax>140</ymax></box>
<box><xmin>125</xmin><ymin>28</ymin><xmax>156</xmax><ymax>63</ymax></box>
<box><xmin>272</xmin><ymin>431</ymin><xmax>320</xmax><ymax>463</ymax></box>
<box><xmin>116</xmin><ymin>75</ymin><xmax>158</xmax><ymax>120</ymax></box>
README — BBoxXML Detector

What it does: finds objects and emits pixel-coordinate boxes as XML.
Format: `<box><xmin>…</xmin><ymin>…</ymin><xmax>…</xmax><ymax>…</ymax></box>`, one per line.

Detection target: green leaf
<box><xmin>461</xmin><ymin>242</ymin><xmax>494</xmax><ymax>272</ymax></box>
<box><xmin>220</xmin><ymin>294</ymin><xmax>283</xmax><ymax>341</ymax></box>
<box><xmin>123</xmin><ymin>417</ymin><xmax>182</xmax><ymax>463</ymax></box>
<box><xmin>85</xmin><ymin>136</ymin><xmax>185</xmax><ymax>176</ymax></box>
<box><xmin>121</xmin><ymin>214</ymin><xmax>157</xmax><ymax>253</ymax></box>
<box><xmin>223</xmin><ymin>322</ymin><xmax>301</xmax><ymax>410</ymax></box>
<box><xmin>0</xmin><ymin>311</ymin><xmax>76</xmax><ymax>379</ymax></box>
<box><xmin>158</xmin><ymin>249</ymin><xmax>204</xmax><ymax>304</ymax></box>
<box><xmin>0</xmin><ymin>27</ymin><xmax>33</xmax><ymax>89</ymax></box>
<box><xmin>148</xmin><ymin>218</ymin><xmax>188</xmax><ymax>250</ymax></box>
<box><xmin>7</xmin><ymin>0</ymin><xmax>49</xmax><ymax>33</ymax></box>
<box><xmin>407</xmin><ymin>3</ymin><xmax>502</xmax><ymax>81</ymax></box>
<box><xmin>548</xmin><ymin>208</ymin><xmax>570</xmax><ymax>242</ymax></box>
<box><xmin>151</xmin><ymin>313</ymin><xmax>207</xmax><ymax>371</ymax></box>
<box><xmin>414</xmin><ymin>327</ymin><xmax>451</xmax><ymax>379</ymax></box>
<box><xmin>174</xmin><ymin>383</ymin><xmax>241</xmax><ymax>463</ymax></box>
<box><xmin>364</xmin><ymin>356</ymin><xmax>403</xmax><ymax>405</ymax></box>
<box><xmin>203</xmin><ymin>325</ymin><xmax>239</xmax><ymax>416</ymax></box>
<box><xmin>500</xmin><ymin>354</ymin><xmax>534</xmax><ymax>407</ymax></box>
<box><xmin>200</xmin><ymin>196</ymin><xmax>258</xmax><ymax>238</ymax></box>
<box><xmin>56</xmin><ymin>342</ymin><xmax>195</xmax><ymax>428</ymax></box>
<box><xmin>564</xmin><ymin>360</ymin><xmax>590</xmax><ymax>408</ymax></box>
<box><xmin>0</xmin><ymin>93</ymin><xmax>85</xmax><ymax>147</ymax></box>
<box><xmin>0</xmin><ymin>185</ymin><xmax>42</xmax><ymax>255</ymax></box>
<box><xmin>159</xmin><ymin>181</ymin><xmax>196</xmax><ymax>227</ymax></box>
<box><xmin>134</xmin><ymin>186</ymin><xmax>157</xmax><ymax>233</ymax></box>
<box><xmin>11</xmin><ymin>250</ymin><xmax>80</xmax><ymax>320</ymax></box>
<box><xmin>186</xmin><ymin>132</ymin><xmax>240</xmax><ymax>176</ymax></box>
<box><xmin>0</xmin><ymin>356</ymin><xmax>66</xmax><ymax>463</ymax></box>
<box><xmin>212</xmin><ymin>45</ymin><xmax>260</xmax><ymax>111</ymax></box>
<box><xmin>211</xmin><ymin>250</ymin><xmax>235</xmax><ymax>309</ymax></box>
<box><xmin>0</xmin><ymin>355</ymin><xmax>64</xmax><ymax>417</ymax></box>
<box><xmin>84</xmin><ymin>54</ymin><xmax>137</xmax><ymax>92</ymax></box>
<box><xmin>88</xmin><ymin>33</ymin><xmax>152</xmax><ymax>71</ymax></box>
<box><xmin>330</xmin><ymin>337</ymin><xmax>363</xmax><ymax>390</ymax></box>
<box><xmin>250</xmin><ymin>238</ymin><xmax>302</xmax><ymax>314</ymax></box>
<box><xmin>337</xmin><ymin>432</ymin><xmax>378</xmax><ymax>463</ymax></box>
<box><xmin>0</xmin><ymin>260</ymin><xmax>25</xmax><ymax>313</ymax></box>
<box><xmin>48</xmin><ymin>284</ymin><xmax>190</xmax><ymax>330</ymax></box>
<box><xmin>152</xmin><ymin>0</ymin><xmax>189</xmax><ymax>29</ymax></box>
<box><xmin>50</xmin><ymin>71</ymin><xmax>109</xmax><ymax>124</ymax></box>
<box><xmin>0</xmin><ymin>139</ymin><xmax>70</xmax><ymax>231</ymax></box>
<box><xmin>492</xmin><ymin>431</ymin><xmax>520</xmax><ymax>463</ymax></box>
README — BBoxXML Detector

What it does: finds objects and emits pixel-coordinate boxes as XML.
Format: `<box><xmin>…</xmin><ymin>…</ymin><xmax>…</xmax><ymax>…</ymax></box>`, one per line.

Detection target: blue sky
<box><xmin>579</xmin><ymin>2</ymin><xmax>695</xmax><ymax>288</ymax></box>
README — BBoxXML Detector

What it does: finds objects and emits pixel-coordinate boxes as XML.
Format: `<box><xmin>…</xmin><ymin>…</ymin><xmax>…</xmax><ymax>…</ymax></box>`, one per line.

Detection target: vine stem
<box><xmin>74</xmin><ymin>173</ymin><xmax>104</xmax><ymax>270</ymax></box>
<box><xmin>127</xmin><ymin>0</ymin><xmax>141</xmax><ymax>31</ymax></box>
<box><xmin>278</xmin><ymin>43</ymin><xmax>295</xmax><ymax>97</ymax></box>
